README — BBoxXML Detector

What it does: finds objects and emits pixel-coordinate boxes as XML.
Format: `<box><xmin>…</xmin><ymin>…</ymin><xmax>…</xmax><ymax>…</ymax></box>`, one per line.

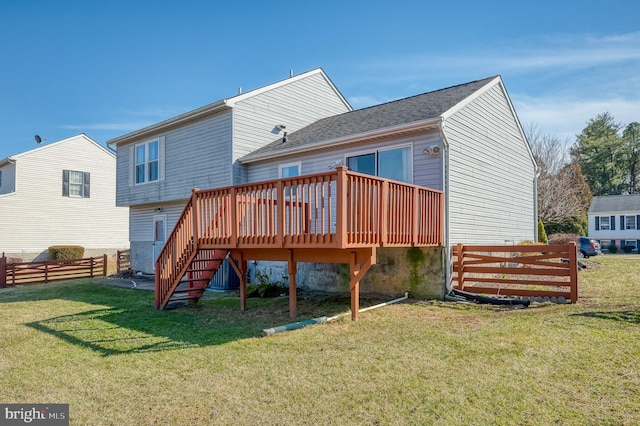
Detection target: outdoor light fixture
<box><xmin>423</xmin><ymin>145</ymin><xmax>441</xmax><ymax>157</ymax></box>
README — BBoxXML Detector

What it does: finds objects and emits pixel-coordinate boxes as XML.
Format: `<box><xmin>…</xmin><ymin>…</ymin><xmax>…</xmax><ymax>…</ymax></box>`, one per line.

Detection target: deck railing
<box><xmin>155</xmin><ymin>166</ymin><xmax>444</xmax><ymax>306</ymax></box>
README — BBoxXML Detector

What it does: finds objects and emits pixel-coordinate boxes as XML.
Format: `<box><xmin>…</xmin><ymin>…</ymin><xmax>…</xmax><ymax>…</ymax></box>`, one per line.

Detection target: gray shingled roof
<box><xmin>589</xmin><ymin>194</ymin><xmax>640</xmax><ymax>213</ymax></box>
<box><xmin>240</xmin><ymin>76</ymin><xmax>497</xmax><ymax>162</ymax></box>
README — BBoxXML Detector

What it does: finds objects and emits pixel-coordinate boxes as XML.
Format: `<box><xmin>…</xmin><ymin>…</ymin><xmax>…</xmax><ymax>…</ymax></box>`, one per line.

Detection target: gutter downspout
<box><xmin>438</xmin><ymin>118</ymin><xmax>452</xmax><ymax>293</ymax></box>
<box><xmin>533</xmin><ymin>165</ymin><xmax>541</xmax><ymax>242</ymax></box>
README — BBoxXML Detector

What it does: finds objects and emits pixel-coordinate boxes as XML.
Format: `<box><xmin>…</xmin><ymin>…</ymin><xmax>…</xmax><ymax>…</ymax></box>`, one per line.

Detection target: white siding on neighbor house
<box><xmin>445</xmin><ymin>83</ymin><xmax>535</xmax><ymax>244</ymax></box>
<box><xmin>116</xmin><ymin>112</ymin><xmax>233</xmax><ymax>207</ymax></box>
<box><xmin>245</xmin><ymin>132</ymin><xmax>444</xmax><ymax>190</ymax></box>
<box><xmin>232</xmin><ymin>72</ymin><xmax>351</xmax><ymax>184</ymax></box>
<box><xmin>0</xmin><ymin>135</ymin><xmax>129</xmax><ymax>254</ymax></box>
<box><xmin>0</xmin><ymin>162</ymin><xmax>17</xmax><ymax>195</ymax></box>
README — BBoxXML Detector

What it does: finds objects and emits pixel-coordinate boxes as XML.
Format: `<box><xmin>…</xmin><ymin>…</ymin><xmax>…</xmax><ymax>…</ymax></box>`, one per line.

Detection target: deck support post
<box><xmin>349</xmin><ymin>248</ymin><xmax>375</xmax><ymax>321</ymax></box>
<box><xmin>229</xmin><ymin>252</ymin><xmax>248</xmax><ymax>312</ymax></box>
<box><xmin>288</xmin><ymin>250</ymin><xmax>297</xmax><ymax>318</ymax></box>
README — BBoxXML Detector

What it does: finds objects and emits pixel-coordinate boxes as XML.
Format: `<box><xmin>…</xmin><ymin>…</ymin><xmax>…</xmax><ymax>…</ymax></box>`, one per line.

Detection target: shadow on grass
<box><xmin>4</xmin><ymin>280</ymin><xmax>356</xmax><ymax>355</ymax></box>
<box><xmin>572</xmin><ymin>310</ymin><xmax>640</xmax><ymax>325</ymax></box>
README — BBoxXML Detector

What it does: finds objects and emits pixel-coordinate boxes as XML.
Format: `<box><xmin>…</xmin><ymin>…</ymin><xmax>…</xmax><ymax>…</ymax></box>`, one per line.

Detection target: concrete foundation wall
<box><xmin>130</xmin><ymin>241</ymin><xmax>154</xmax><ymax>273</ymax></box>
<box><xmin>251</xmin><ymin>246</ymin><xmax>445</xmax><ymax>299</ymax></box>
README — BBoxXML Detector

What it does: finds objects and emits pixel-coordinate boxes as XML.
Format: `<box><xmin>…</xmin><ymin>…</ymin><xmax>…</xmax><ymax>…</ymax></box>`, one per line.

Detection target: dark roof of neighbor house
<box><xmin>589</xmin><ymin>194</ymin><xmax>640</xmax><ymax>213</ymax></box>
<box><xmin>240</xmin><ymin>75</ymin><xmax>498</xmax><ymax>162</ymax></box>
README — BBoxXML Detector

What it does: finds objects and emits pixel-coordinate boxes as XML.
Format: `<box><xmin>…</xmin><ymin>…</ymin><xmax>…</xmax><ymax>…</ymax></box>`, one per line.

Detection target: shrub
<box><xmin>622</xmin><ymin>245</ymin><xmax>634</xmax><ymax>254</ymax></box>
<box><xmin>246</xmin><ymin>270</ymin><xmax>289</xmax><ymax>298</ymax></box>
<box><xmin>607</xmin><ymin>243</ymin><xmax>618</xmax><ymax>254</ymax></box>
<box><xmin>547</xmin><ymin>233</ymin><xmax>579</xmax><ymax>246</ymax></box>
<box><xmin>537</xmin><ymin>219</ymin><xmax>548</xmax><ymax>244</ymax></box>
<box><xmin>48</xmin><ymin>245</ymin><xmax>84</xmax><ymax>260</ymax></box>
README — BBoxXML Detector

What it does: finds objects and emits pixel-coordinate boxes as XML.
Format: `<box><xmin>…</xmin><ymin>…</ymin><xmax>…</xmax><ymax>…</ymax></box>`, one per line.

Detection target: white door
<box><xmin>153</xmin><ymin>215</ymin><xmax>167</xmax><ymax>269</ymax></box>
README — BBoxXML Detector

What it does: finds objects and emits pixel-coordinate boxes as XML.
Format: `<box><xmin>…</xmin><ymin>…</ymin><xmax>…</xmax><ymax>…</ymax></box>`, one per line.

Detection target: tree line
<box><xmin>529</xmin><ymin>112</ymin><xmax>640</xmax><ymax>237</ymax></box>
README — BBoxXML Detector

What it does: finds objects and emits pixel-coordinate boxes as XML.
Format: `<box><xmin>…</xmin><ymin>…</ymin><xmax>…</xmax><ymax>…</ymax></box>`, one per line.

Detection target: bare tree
<box><xmin>526</xmin><ymin>124</ymin><xmax>592</xmax><ymax>225</ymax></box>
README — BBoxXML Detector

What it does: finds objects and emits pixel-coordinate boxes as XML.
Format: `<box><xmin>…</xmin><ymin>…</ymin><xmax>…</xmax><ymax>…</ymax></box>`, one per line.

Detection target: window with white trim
<box><xmin>600</xmin><ymin>216</ymin><xmax>610</xmax><ymax>230</ymax></box>
<box><xmin>62</xmin><ymin>170</ymin><xmax>90</xmax><ymax>198</ymax></box>
<box><xmin>625</xmin><ymin>215</ymin><xmax>636</xmax><ymax>230</ymax></box>
<box><xmin>279</xmin><ymin>162</ymin><xmax>301</xmax><ymax>196</ymax></box>
<box><xmin>347</xmin><ymin>145</ymin><xmax>412</xmax><ymax>183</ymax></box>
<box><xmin>135</xmin><ymin>140</ymin><xmax>159</xmax><ymax>184</ymax></box>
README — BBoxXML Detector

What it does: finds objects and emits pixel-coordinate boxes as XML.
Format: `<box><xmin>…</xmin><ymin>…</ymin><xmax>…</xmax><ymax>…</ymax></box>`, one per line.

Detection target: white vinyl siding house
<box><xmin>109</xmin><ymin>69</ymin><xmax>352</xmax><ymax>273</ymax></box>
<box><xmin>241</xmin><ymin>75</ymin><xmax>536</xmax><ymax>246</ymax></box>
<box><xmin>0</xmin><ymin>134</ymin><xmax>129</xmax><ymax>260</ymax></box>
<box><xmin>444</xmin><ymin>81</ymin><xmax>536</xmax><ymax>244</ymax></box>
<box><xmin>589</xmin><ymin>194</ymin><xmax>640</xmax><ymax>251</ymax></box>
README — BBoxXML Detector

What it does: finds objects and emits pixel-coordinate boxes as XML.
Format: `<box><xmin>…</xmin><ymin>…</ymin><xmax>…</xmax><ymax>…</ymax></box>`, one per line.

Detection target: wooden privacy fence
<box><xmin>0</xmin><ymin>254</ymin><xmax>107</xmax><ymax>287</ymax></box>
<box><xmin>452</xmin><ymin>243</ymin><xmax>578</xmax><ymax>303</ymax></box>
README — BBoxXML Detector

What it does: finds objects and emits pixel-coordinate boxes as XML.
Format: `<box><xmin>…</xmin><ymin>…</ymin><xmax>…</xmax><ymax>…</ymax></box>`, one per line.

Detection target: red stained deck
<box><xmin>155</xmin><ymin>166</ymin><xmax>444</xmax><ymax>319</ymax></box>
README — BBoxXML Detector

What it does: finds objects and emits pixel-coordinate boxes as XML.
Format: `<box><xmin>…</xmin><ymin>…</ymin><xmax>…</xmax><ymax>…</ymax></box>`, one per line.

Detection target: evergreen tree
<box><xmin>622</xmin><ymin>122</ymin><xmax>640</xmax><ymax>193</ymax></box>
<box><xmin>537</xmin><ymin>219</ymin><xmax>548</xmax><ymax>244</ymax></box>
<box><xmin>571</xmin><ymin>112</ymin><xmax>623</xmax><ymax>195</ymax></box>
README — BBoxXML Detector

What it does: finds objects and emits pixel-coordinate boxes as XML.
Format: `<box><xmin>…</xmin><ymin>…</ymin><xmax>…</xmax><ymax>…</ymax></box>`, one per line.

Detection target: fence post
<box><xmin>103</xmin><ymin>254</ymin><xmax>108</xmax><ymax>277</ymax></box>
<box><xmin>90</xmin><ymin>257</ymin><xmax>94</xmax><ymax>278</ymax></box>
<box><xmin>192</xmin><ymin>189</ymin><xmax>201</xmax><ymax>250</ymax></box>
<box><xmin>0</xmin><ymin>253</ymin><xmax>6</xmax><ymax>288</ymax></box>
<box><xmin>335</xmin><ymin>166</ymin><xmax>347</xmax><ymax>248</ymax></box>
<box><xmin>380</xmin><ymin>181</ymin><xmax>389</xmax><ymax>246</ymax></box>
<box><xmin>456</xmin><ymin>243</ymin><xmax>465</xmax><ymax>290</ymax></box>
<box><xmin>568</xmin><ymin>242</ymin><xmax>578</xmax><ymax>303</ymax></box>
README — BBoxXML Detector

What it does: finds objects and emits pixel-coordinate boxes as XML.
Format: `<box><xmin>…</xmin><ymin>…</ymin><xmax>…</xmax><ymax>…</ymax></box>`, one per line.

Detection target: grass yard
<box><xmin>0</xmin><ymin>256</ymin><xmax>639</xmax><ymax>425</ymax></box>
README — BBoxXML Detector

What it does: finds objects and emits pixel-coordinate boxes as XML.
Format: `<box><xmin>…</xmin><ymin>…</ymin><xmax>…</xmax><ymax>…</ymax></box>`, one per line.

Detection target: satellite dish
<box><xmin>34</xmin><ymin>135</ymin><xmax>42</xmax><ymax>144</ymax></box>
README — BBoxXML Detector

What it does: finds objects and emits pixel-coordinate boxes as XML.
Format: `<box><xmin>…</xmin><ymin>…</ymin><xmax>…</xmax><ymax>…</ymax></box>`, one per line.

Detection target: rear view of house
<box><xmin>109</xmin><ymin>69</ymin><xmax>537</xmax><ymax>318</ymax></box>
<box><xmin>0</xmin><ymin>134</ymin><xmax>129</xmax><ymax>261</ymax></box>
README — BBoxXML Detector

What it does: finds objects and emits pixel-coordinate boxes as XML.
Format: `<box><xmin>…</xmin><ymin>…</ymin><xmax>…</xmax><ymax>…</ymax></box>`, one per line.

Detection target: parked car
<box><xmin>579</xmin><ymin>237</ymin><xmax>601</xmax><ymax>258</ymax></box>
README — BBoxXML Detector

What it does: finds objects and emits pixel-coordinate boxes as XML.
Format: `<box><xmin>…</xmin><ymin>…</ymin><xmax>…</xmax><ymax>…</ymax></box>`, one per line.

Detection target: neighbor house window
<box><xmin>135</xmin><ymin>140</ymin><xmax>159</xmax><ymax>184</ymax></box>
<box><xmin>599</xmin><ymin>216</ymin><xmax>610</xmax><ymax>230</ymax></box>
<box><xmin>347</xmin><ymin>145</ymin><xmax>412</xmax><ymax>183</ymax></box>
<box><xmin>62</xmin><ymin>170</ymin><xmax>90</xmax><ymax>198</ymax></box>
<box><xmin>625</xmin><ymin>215</ymin><xmax>636</xmax><ymax>230</ymax></box>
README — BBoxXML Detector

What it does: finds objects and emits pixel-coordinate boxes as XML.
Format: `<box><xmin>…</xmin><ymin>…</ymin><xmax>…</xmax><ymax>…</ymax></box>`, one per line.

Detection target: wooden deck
<box><xmin>155</xmin><ymin>166</ymin><xmax>444</xmax><ymax>319</ymax></box>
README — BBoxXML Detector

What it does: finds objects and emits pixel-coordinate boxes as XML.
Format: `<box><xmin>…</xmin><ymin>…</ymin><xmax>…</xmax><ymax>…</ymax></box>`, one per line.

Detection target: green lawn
<box><xmin>1</xmin><ymin>255</ymin><xmax>639</xmax><ymax>425</ymax></box>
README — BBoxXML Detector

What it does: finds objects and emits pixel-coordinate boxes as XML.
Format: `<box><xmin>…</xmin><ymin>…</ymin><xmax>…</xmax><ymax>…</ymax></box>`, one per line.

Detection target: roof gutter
<box><xmin>107</xmin><ymin>99</ymin><xmax>230</xmax><ymax>147</ymax></box>
<box><xmin>240</xmin><ymin>117</ymin><xmax>441</xmax><ymax>164</ymax></box>
<box><xmin>0</xmin><ymin>157</ymin><xmax>16</xmax><ymax>167</ymax></box>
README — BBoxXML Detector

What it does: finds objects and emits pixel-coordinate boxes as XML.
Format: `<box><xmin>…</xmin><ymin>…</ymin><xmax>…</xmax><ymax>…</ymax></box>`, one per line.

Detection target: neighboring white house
<box><xmin>108</xmin><ymin>70</ymin><xmax>537</xmax><ymax>297</ymax></box>
<box><xmin>588</xmin><ymin>194</ymin><xmax>640</xmax><ymax>252</ymax></box>
<box><xmin>0</xmin><ymin>134</ymin><xmax>129</xmax><ymax>261</ymax></box>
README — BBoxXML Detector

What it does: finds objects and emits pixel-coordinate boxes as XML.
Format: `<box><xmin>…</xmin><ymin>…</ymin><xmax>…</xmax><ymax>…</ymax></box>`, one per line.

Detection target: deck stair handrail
<box><xmin>155</xmin><ymin>166</ymin><xmax>444</xmax><ymax>309</ymax></box>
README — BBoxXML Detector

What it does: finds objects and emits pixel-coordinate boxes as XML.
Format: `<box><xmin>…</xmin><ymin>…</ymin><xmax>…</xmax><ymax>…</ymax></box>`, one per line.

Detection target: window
<box><xmin>279</xmin><ymin>162</ymin><xmax>301</xmax><ymax>196</ymax></box>
<box><xmin>625</xmin><ymin>215</ymin><xmax>636</xmax><ymax>230</ymax></box>
<box><xmin>0</xmin><ymin>170</ymin><xmax>2</xmax><ymax>187</ymax></box>
<box><xmin>347</xmin><ymin>145</ymin><xmax>412</xmax><ymax>183</ymax></box>
<box><xmin>600</xmin><ymin>216</ymin><xmax>610</xmax><ymax>230</ymax></box>
<box><xmin>135</xmin><ymin>140</ymin><xmax>159</xmax><ymax>184</ymax></box>
<box><xmin>62</xmin><ymin>170</ymin><xmax>90</xmax><ymax>198</ymax></box>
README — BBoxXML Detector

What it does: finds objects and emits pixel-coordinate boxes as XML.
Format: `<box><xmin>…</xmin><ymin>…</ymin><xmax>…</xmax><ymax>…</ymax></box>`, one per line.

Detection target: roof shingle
<box><xmin>241</xmin><ymin>76</ymin><xmax>497</xmax><ymax>162</ymax></box>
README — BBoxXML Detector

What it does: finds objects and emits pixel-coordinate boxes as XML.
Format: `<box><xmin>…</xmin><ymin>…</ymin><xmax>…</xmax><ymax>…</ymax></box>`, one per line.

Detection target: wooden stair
<box><xmin>158</xmin><ymin>248</ymin><xmax>229</xmax><ymax>309</ymax></box>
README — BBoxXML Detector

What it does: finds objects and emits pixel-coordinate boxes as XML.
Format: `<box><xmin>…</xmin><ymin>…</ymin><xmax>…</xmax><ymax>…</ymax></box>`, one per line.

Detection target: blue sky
<box><xmin>1</xmin><ymin>0</ymin><xmax>639</xmax><ymax>157</ymax></box>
